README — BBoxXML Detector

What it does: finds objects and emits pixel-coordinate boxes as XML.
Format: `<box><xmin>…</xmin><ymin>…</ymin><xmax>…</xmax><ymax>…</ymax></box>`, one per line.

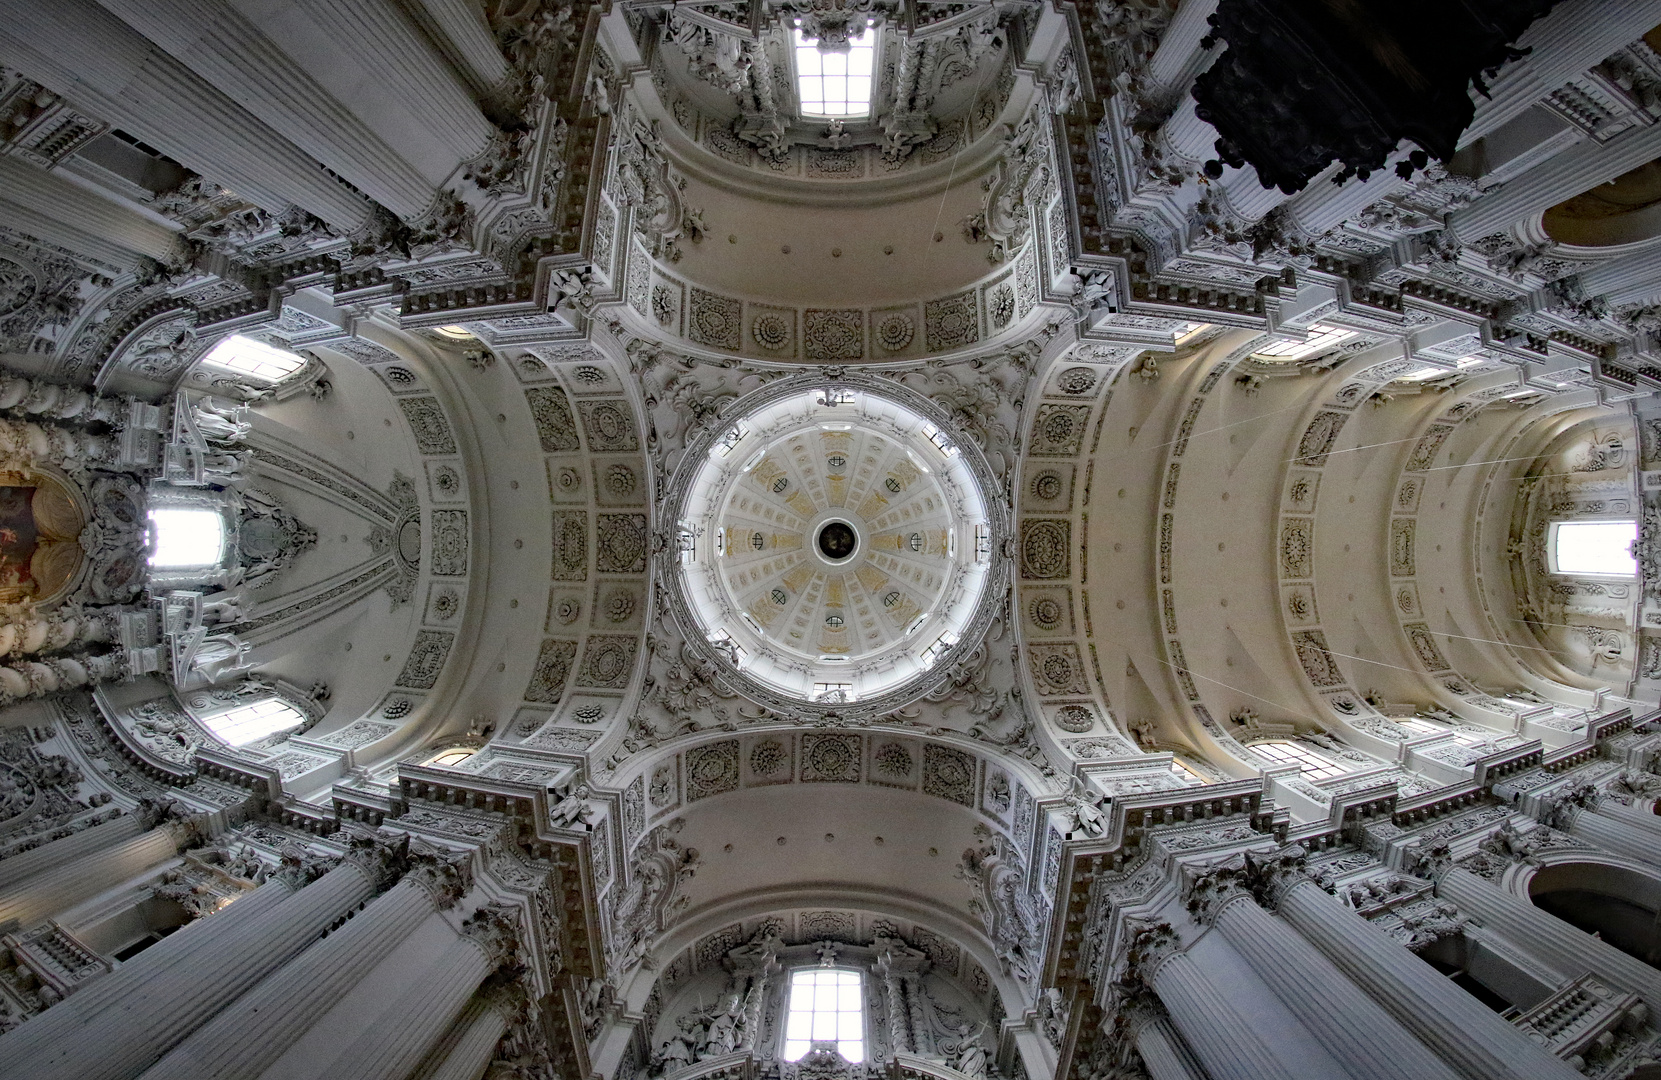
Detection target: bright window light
<box><xmin>427</xmin><ymin>749</ymin><xmax>475</xmax><ymax>767</ymax></box>
<box><xmin>148</xmin><ymin>508</ymin><xmax>225</xmax><ymax>568</ymax></box>
<box><xmin>794</xmin><ymin>29</ymin><xmax>874</xmax><ymax>118</ymax></box>
<box><xmin>1250</xmin><ymin>739</ymin><xmax>1349</xmax><ymax>781</ymax></box>
<box><xmin>206</xmin><ymin>698</ymin><xmax>305</xmax><ymax>747</ymax></box>
<box><xmin>202</xmin><ymin>335</ymin><xmax>307</xmax><ymax>383</ymax></box>
<box><xmin>1398</xmin><ymin>366</ymin><xmax>1450</xmax><ymax>382</ymax></box>
<box><xmin>1254</xmin><ymin>324</ymin><xmax>1356</xmax><ymax>361</ymax></box>
<box><xmin>1552</xmin><ymin>520</ymin><xmax>1637</xmax><ymax>577</ymax></box>
<box><xmin>783</xmin><ymin>969</ymin><xmax>864</xmax><ymax>1062</ymax></box>
<box><xmin>1170</xmin><ymin>758</ymin><xmax>1209</xmax><ymax>784</ymax></box>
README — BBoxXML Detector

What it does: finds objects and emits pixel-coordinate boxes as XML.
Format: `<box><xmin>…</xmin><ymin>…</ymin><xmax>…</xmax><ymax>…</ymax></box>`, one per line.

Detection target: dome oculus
<box><xmin>672</xmin><ymin>384</ymin><xmax>998</xmax><ymax>705</ymax></box>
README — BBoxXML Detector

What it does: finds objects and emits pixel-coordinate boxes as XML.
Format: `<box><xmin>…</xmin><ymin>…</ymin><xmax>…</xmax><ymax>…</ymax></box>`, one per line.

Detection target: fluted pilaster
<box><xmin>1462</xmin><ymin>0</ymin><xmax>1661</xmax><ymax>147</ymax></box>
<box><xmin>1278</xmin><ymin>879</ymin><xmax>1581</xmax><ymax>1080</ymax></box>
<box><xmin>0</xmin><ymin>155</ymin><xmax>183</xmax><ymax>264</ymax></box>
<box><xmin>319</xmin><ymin>907</ymin><xmax>514</xmax><ymax>1080</ymax></box>
<box><xmin>1562</xmin><ymin>806</ymin><xmax>1661</xmax><ymax>867</ymax></box>
<box><xmin>1453</xmin><ymin>122</ymin><xmax>1661</xmax><ymax>241</ymax></box>
<box><xmin>406</xmin><ymin>0</ymin><xmax>510</xmax><ymax>96</ymax></box>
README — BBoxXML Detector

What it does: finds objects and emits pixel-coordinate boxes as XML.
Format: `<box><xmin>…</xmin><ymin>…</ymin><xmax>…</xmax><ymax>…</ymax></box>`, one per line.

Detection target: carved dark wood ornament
<box><xmin>1192</xmin><ymin>0</ymin><xmax>1563</xmax><ymax>194</ymax></box>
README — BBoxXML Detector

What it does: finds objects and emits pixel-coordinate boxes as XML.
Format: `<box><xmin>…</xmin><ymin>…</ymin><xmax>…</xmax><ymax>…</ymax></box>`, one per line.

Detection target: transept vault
<box><xmin>0</xmin><ymin>2</ymin><xmax>1659</xmax><ymax>1080</ymax></box>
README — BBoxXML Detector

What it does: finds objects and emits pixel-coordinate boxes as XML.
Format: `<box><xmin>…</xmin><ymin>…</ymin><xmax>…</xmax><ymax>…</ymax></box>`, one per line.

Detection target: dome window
<box><xmin>1551</xmin><ymin>520</ymin><xmax>1637</xmax><ymax>578</ymax></box>
<box><xmin>1249</xmin><ymin>738</ymin><xmax>1348</xmax><ymax>780</ymax></box>
<box><xmin>793</xmin><ymin>28</ymin><xmax>874</xmax><ymax>120</ymax></box>
<box><xmin>147</xmin><ymin>507</ymin><xmax>225</xmax><ymax>569</ymax></box>
<box><xmin>427</xmin><ymin>749</ymin><xmax>476</xmax><ymax>768</ymax></box>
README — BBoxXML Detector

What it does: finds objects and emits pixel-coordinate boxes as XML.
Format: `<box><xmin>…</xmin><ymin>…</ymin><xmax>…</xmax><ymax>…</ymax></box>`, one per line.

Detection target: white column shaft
<box><xmin>90</xmin><ymin>0</ymin><xmax>435</xmax><ymax>219</ymax></box>
<box><xmin>412</xmin><ymin>999</ymin><xmax>508</xmax><ymax>1080</ymax></box>
<box><xmin>1148</xmin><ymin>951</ymin><xmax>1304</xmax><ymax>1080</ymax></box>
<box><xmin>140</xmin><ymin>877</ymin><xmax>435</xmax><ymax>1080</ymax></box>
<box><xmin>1279</xmin><ymin>880</ymin><xmax>1582</xmax><ymax>1080</ymax></box>
<box><xmin>1453</xmin><ymin>123</ymin><xmax>1661</xmax><ymax>240</ymax></box>
<box><xmin>1215</xmin><ymin>897</ymin><xmax>1462</xmax><ymax>1080</ymax></box>
<box><xmin>23</xmin><ymin>863</ymin><xmax>376</xmax><ymax>1080</ymax></box>
<box><xmin>1566</xmin><ymin>807</ymin><xmax>1661</xmax><ymax>867</ymax></box>
<box><xmin>1438</xmin><ymin>866</ymin><xmax>1661</xmax><ymax>1009</ymax></box>
<box><xmin>407</xmin><ymin>0</ymin><xmax>510</xmax><ymax>95</ymax></box>
<box><xmin>1133</xmin><ymin>1014</ymin><xmax>1206</xmax><ymax>1080</ymax></box>
<box><xmin>0</xmin><ymin>827</ymin><xmax>177</xmax><ymax>929</ymax></box>
<box><xmin>322</xmin><ymin>933</ymin><xmax>495</xmax><ymax>1080</ymax></box>
<box><xmin>0</xmin><ymin>812</ymin><xmax>144</xmax><ymax>893</ymax></box>
<box><xmin>0</xmin><ymin>0</ymin><xmax>370</xmax><ymax>229</ymax></box>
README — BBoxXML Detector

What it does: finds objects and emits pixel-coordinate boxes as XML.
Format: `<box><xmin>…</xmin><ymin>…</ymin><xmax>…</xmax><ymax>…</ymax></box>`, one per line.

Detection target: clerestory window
<box><xmin>782</xmin><ymin>968</ymin><xmax>864</xmax><ymax>1062</ymax></box>
<box><xmin>201</xmin><ymin>334</ymin><xmax>307</xmax><ymax>384</ymax></box>
<box><xmin>793</xmin><ymin>29</ymin><xmax>874</xmax><ymax>119</ymax></box>
<box><xmin>1550</xmin><ymin>520</ymin><xmax>1637</xmax><ymax>577</ymax></box>
<box><xmin>204</xmin><ymin>697</ymin><xmax>305</xmax><ymax>747</ymax></box>
<box><xmin>1249</xmin><ymin>739</ymin><xmax>1348</xmax><ymax>780</ymax></box>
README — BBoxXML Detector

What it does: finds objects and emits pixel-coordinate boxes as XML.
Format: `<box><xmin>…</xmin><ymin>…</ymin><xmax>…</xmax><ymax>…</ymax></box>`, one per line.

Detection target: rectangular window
<box><xmin>201</xmin><ymin>335</ymin><xmax>307</xmax><ymax>383</ymax></box>
<box><xmin>1253</xmin><ymin>323</ymin><xmax>1356</xmax><ymax>361</ymax></box>
<box><xmin>148</xmin><ymin>508</ymin><xmax>225</xmax><ymax>568</ymax></box>
<box><xmin>206</xmin><ymin>698</ymin><xmax>305</xmax><ymax>747</ymax></box>
<box><xmin>783</xmin><ymin>969</ymin><xmax>864</xmax><ymax>1062</ymax></box>
<box><xmin>1249</xmin><ymin>739</ymin><xmax>1348</xmax><ymax>781</ymax></box>
<box><xmin>1550</xmin><ymin>520</ymin><xmax>1637</xmax><ymax>577</ymax></box>
<box><xmin>794</xmin><ymin>30</ymin><xmax>874</xmax><ymax>118</ymax></box>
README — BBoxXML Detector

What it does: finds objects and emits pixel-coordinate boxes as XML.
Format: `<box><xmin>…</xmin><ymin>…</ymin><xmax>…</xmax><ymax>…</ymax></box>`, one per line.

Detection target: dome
<box><xmin>666</xmin><ymin>378</ymin><xmax>1002</xmax><ymax>706</ymax></box>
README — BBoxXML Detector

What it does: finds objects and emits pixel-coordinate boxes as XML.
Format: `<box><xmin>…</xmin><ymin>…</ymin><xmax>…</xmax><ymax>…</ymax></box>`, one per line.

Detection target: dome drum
<box><xmin>661</xmin><ymin>374</ymin><xmax>1007</xmax><ymax>714</ymax></box>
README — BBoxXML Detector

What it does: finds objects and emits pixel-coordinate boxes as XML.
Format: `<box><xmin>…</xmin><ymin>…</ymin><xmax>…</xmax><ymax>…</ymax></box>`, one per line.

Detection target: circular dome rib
<box><xmin>666</xmin><ymin>377</ymin><xmax>1004</xmax><ymax>709</ymax></box>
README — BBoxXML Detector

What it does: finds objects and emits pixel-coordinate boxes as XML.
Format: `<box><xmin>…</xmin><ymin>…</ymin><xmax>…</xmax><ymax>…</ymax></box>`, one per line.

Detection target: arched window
<box><xmin>1550</xmin><ymin>520</ymin><xmax>1637</xmax><ymax>577</ymax></box>
<box><xmin>1249</xmin><ymin>739</ymin><xmax>1349</xmax><ymax>780</ymax></box>
<box><xmin>782</xmin><ymin>968</ymin><xmax>864</xmax><ymax>1062</ymax></box>
<box><xmin>147</xmin><ymin>507</ymin><xmax>225</xmax><ymax>569</ymax></box>
<box><xmin>203</xmin><ymin>697</ymin><xmax>305</xmax><ymax>747</ymax></box>
<box><xmin>426</xmin><ymin>748</ymin><xmax>476</xmax><ymax>768</ymax></box>
<box><xmin>793</xmin><ymin>29</ymin><xmax>874</xmax><ymax>119</ymax></box>
<box><xmin>201</xmin><ymin>335</ymin><xmax>307</xmax><ymax>384</ymax></box>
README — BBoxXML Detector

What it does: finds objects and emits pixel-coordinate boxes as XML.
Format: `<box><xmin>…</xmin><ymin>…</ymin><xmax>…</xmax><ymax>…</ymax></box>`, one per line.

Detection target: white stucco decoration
<box><xmin>672</xmin><ymin>380</ymin><xmax>997</xmax><ymax>705</ymax></box>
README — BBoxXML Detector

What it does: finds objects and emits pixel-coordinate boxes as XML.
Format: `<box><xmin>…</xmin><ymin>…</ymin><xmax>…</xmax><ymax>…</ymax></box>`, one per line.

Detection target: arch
<box><xmin>1525</xmin><ymin>858</ymin><xmax>1661</xmax><ymax>970</ymax></box>
<box><xmin>1543</xmin><ymin>158</ymin><xmax>1661</xmax><ymax>249</ymax></box>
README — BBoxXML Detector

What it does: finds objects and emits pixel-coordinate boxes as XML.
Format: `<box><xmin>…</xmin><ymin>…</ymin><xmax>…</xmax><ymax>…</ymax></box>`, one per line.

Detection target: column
<box><xmin>1145</xmin><ymin>0</ymin><xmax>1219</xmax><ymax>93</ymax></box>
<box><xmin>1595</xmin><ymin>799</ymin><xmax>1661</xmax><ymax>834</ymax></box>
<box><xmin>283</xmin><ymin>0</ymin><xmax>495</xmax><ymax>163</ymax></box>
<box><xmin>0</xmin><ymin>812</ymin><xmax>146</xmax><ymax>893</ymax></box>
<box><xmin>319</xmin><ymin>905</ymin><xmax>516</xmax><ymax>1080</ymax></box>
<box><xmin>140</xmin><ymin>875</ymin><xmax>442</xmax><ymax>1080</ymax></box>
<box><xmin>0</xmin><ymin>876</ymin><xmax>295</xmax><ymax>1066</ymax></box>
<box><xmin>0</xmin><ymin>155</ymin><xmax>184</xmax><ymax>264</ymax></box>
<box><xmin>407</xmin><ymin>0</ymin><xmax>511</xmax><ymax>97</ymax></box>
<box><xmin>10</xmin><ymin>860</ymin><xmax>378</xmax><ymax>1080</ymax></box>
<box><xmin>89</xmin><ymin>0</ymin><xmax>436</xmax><ymax>219</ymax></box>
<box><xmin>1438</xmin><ymin>867</ymin><xmax>1661</xmax><ymax>1009</ymax></box>
<box><xmin>1560</xmin><ymin>807</ymin><xmax>1661</xmax><ymax>869</ymax></box>
<box><xmin>1132</xmin><ymin>1013</ymin><xmax>1206</xmax><ymax>1080</ymax></box>
<box><xmin>1462</xmin><ymin>0</ymin><xmax>1661</xmax><ymax>147</ymax></box>
<box><xmin>1278</xmin><ymin>879</ymin><xmax>1583</xmax><ymax>1080</ymax></box>
<box><xmin>0</xmin><ymin>0</ymin><xmax>370</xmax><ymax>230</ymax></box>
<box><xmin>0</xmin><ymin>825</ymin><xmax>179</xmax><ymax>929</ymax></box>
<box><xmin>1147</xmin><ymin>950</ymin><xmax>1299</xmax><ymax>1080</ymax></box>
<box><xmin>1452</xmin><ymin>122</ymin><xmax>1661</xmax><ymax>240</ymax></box>
<box><xmin>1213</xmin><ymin>895</ymin><xmax>1461</xmax><ymax>1080</ymax></box>
<box><xmin>411</xmin><ymin>999</ymin><xmax>509</xmax><ymax>1080</ymax></box>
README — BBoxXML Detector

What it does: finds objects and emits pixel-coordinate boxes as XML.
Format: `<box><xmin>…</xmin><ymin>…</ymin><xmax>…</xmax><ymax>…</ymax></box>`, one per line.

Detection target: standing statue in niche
<box><xmin>188</xmin><ymin>633</ymin><xmax>253</xmax><ymax>683</ymax></box>
<box><xmin>189</xmin><ymin>397</ymin><xmax>250</xmax><ymax>445</ymax></box>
